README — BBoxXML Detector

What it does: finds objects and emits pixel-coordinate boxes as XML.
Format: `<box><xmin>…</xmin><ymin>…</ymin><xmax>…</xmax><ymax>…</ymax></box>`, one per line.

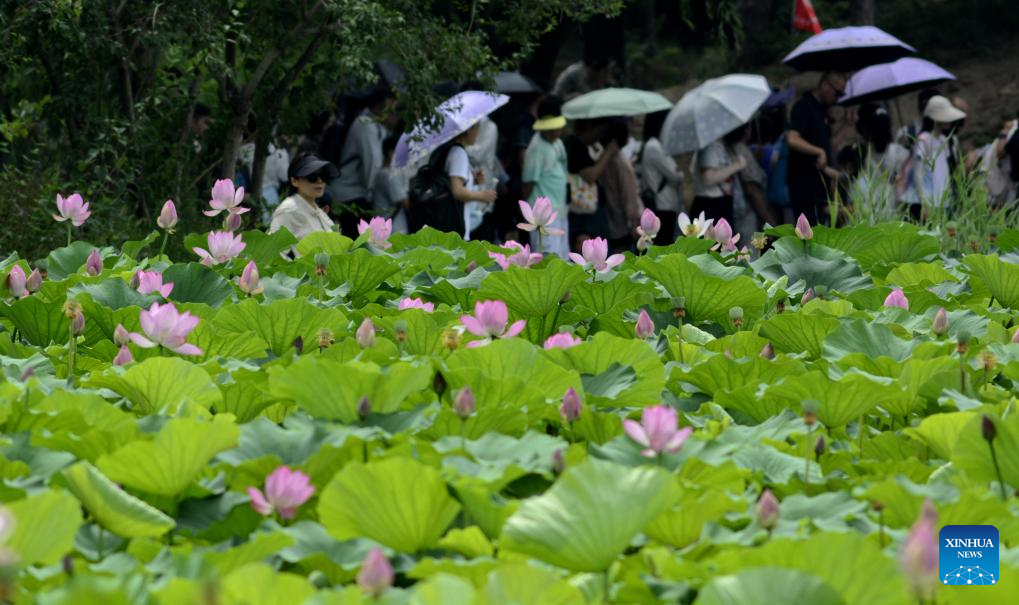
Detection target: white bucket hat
<box><xmin>924</xmin><ymin>95</ymin><xmax>966</xmax><ymax>123</ymax></box>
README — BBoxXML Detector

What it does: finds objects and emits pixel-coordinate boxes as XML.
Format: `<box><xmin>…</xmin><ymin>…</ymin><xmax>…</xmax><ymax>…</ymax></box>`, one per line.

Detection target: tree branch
<box><xmin>240</xmin><ymin>0</ymin><xmax>327</xmax><ymax>99</ymax></box>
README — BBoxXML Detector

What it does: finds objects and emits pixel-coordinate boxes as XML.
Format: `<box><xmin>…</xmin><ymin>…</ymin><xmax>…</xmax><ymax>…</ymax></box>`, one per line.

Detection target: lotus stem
<box><xmin>548</xmin><ymin>302</ymin><xmax>563</xmax><ymax>340</ymax></box>
<box><xmin>536</xmin><ymin>231</ymin><xmax>543</xmax><ymax>255</ymax></box>
<box><xmin>858</xmin><ymin>415</ymin><xmax>865</xmax><ymax>458</ymax></box>
<box><xmin>66</xmin><ymin>330</ymin><xmax>77</xmax><ymax>388</ymax></box>
<box><xmin>804</xmin><ymin>423</ymin><xmax>812</xmax><ymax>488</ymax></box>
<box><xmin>988</xmin><ymin>439</ymin><xmax>1008</xmax><ymax>501</ymax></box>
<box><xmin>676</xmin><ymin>316</ymin><xmax>685</xmax><ymax>364</ymax></box>
<box><xmin>158</xmin><ymin>230</ymin><xmax>170</xmax><ymax>258</ymax></box>
<box><xmin>97</xmin><ymin>526</ymin><xmax>104</xmax><ymax>559</ymax></box>
<box><xmin>66</xmin><ymin>223</ymin><xmax>72</xmax><ymax>247</ymax></box>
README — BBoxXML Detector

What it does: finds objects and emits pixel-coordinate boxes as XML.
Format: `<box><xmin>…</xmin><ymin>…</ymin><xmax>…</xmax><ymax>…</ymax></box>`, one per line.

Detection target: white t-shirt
<box><xmin>692</xmin><ymin>141</ymin><xmax>735</xmax><ymax>198</ymax></box>
<box><xmin>446</xmin><ymin>145</ymin><xmax>487</xmax><ymax>238</ymax></box>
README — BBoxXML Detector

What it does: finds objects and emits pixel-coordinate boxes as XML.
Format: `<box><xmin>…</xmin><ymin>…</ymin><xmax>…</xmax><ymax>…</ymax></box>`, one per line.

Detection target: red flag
<box><xmin>793</xmin><ymin>0</ymin><xmax>823</xmax><ymax>34</ymax></box>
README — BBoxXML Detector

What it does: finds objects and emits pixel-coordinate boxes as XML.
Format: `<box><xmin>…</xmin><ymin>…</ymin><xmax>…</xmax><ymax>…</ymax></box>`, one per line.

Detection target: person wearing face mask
<box><xmin>270</xmin><ymin>152</ymin><xmax>339</xmax><ymax>240</ymax></box>
<box><xmin>901</xmin><ymin>95</ymin><xmax>966</xmax><ymax>219</ymax></box>
<box><xmin>786</xmin><ymin>72</ymin><xmax>847</xmax><ymax>224</ymax></box>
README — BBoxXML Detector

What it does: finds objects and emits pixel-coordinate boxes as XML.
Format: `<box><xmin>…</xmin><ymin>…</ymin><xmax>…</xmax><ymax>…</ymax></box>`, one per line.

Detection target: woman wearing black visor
<box><xmin>269</xmin><ymin>152</ymin><xmax>339</xmax><ymax>240</ymax></box>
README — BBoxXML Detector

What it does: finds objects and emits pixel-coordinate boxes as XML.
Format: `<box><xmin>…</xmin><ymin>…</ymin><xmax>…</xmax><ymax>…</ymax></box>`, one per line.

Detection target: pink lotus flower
<box><xmin>113</xmin><ymin>324</ymin><xmax>131</xmax><ymax>346</ymax></box>
<box><xmin>635</xmin><ymin>309</ymin><xmax>655</xmax><ymax>339</ymax></box>
<box><xmin>157</xmin><ymin>200</ymin><xmax>177</xmax><ymax>231</ymax></box>
<box><xmin>460</xmin><ymin>300</ymin><xmax>526</xmax><ymax>348</ymax></box>
<box><xmin>636</xmin><ymin>209</ymin><xmax>661</xmax><ymax>251</ymax></box>
<box><xmin>205</xmin><ymin>179</ymin><xmax>249</xmax><ymax>217</ymax></box>
<box><xmin>398</xmin><ymin>297</ymin><xmax>434</xmax><ymax>312</ymax></box>
<box><xmin>53</xmin><ymin>193</ymin><xmax>91</xmax><ymax>227</ymax></box>
<box><xmin>85</xmin><ymin>249</ymin><xmax>103</xmax><ymax>276</ymax></box>
<box><xmin>710</xmin><ymin>218</ymin><xmax>741</xmax><ymax>252</ymax></box>
<box><xmin>246</xmin><ymin>466</ymin><xmax>315</xmax><ymax>520</ymax></box>
<box><xmin>801</xmin><ymin>288</ymin><xmax>815</xmax><ymax>304</ymax></box>
<box><xmin>113</xmin><ymin>345</ymin><xmax>134</xmax><ymax>366</ymax></box>
<box><xmin>237</xmin><ymin>261</ymin><xmax>263</xmax><ymax>296</ymax></box>
<box><xmin>129</xmin><ymin>302</ymin><xmax>203</xmax><ymax>356</ymax></box>
<box><xmin>569</xmin><ymin>237</ymin><xmax>625</xmax><ymax>273</ymax></box>
<box><xmin>901</xmin><ymin>499</ymin><xmax>938</xmax><ymax>596</ymax></box>
<box><xmin>678</xmin><ymin>212</ymin><xmax>713</xmax><ymax>238</ymax></box>
<box><xmin>517</xmin><ymin>197</ymin><xmax>565</xmax><ymax>236</ymax></box>
<box><xmin>6</xmin><ymin>266</ymin><xmax>28</xmax><ymax>299</ymax></box>
<box><xmin>489</xmin><ymin>240</ymin><xmax>543</xmax><ymax>270</ymax></box>
<box><xmin>560</xmin><ymin>387</ymin><xmax>582</xmax><ymax>422</ymax></box>
<box><xmin>356</xmin><ymin>318</ymin><xmax>376</xmax><ymax>348</ymax></box>
<box><xmin>26</xmin><ymin>269</ymin><xmax>42</xmax><ymax>293</ymax></box>
<box><xmin>193</xmin><ymin>231</ymin><xmax>246</xmax><ymax>266</ymax></box>
<box><xmin>794</xmin><ymin>213</ymin><xmax>813</xmax><ymax>240</ymax></box>
<box><xmin>544</xmin><ymin>332</ymin><xmax>582</xmax><ymax>349</ymax></box>
<box><xmin>884</xmin><ymin>288</ymin><xmax>909</xmax><ymax>310</ymax></box>
<box><xmin>358</xmin><ymin>216</ymin><xmax>393</xmax><ymax>249</ymax></box>
<box><xmin>135</xmin><ymin>271</ymin><xmax>173</xmax><ymax>298</ymax></box>
<box><xmin>223</xmin><ymin>211</ymin><xmax>243</xmax><ymax>232</ymax></box>
<box><xmin>357</xmin><ymin>547</ymin><xmax>394</xmax><ymax>598</ymax></box>
<box><xmin>623</xmin><ymin>405</ymin><xmax>693</xmax><ymax>458</ymax></box>
<box><xmin>757</xmin><ymin>489</ymin><xmax>780</xmax><ymax>529</ymax></box>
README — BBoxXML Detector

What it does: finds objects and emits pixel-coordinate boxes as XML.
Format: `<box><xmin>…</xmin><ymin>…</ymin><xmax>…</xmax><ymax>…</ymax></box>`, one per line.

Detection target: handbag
<box><xmin>567</xmin><ymin>174</ymin><xmax>599</xmax><ymax>215</ymax></box>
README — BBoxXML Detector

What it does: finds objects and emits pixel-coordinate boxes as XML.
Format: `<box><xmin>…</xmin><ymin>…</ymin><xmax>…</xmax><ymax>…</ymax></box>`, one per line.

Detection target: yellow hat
<box><xmin>533</xmin><ymin>115</ymin><xmax>567</xmax><ymax>131</ymax></box>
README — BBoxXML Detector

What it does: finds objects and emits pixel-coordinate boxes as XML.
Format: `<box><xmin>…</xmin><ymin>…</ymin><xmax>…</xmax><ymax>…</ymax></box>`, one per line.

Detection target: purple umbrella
<box><xmin>783</xmin><ymin>26</ymin><xmax>915</xmax><ymax>72</ymax></box>
<box><xmin>394</xmin><ymin>91</ymin><xmax>509</xmax><ymax>168</ymax></box>
<box><xmin>839</xmin><ymin>58</ymin><xmax>955</xmax><ymax>106</ymax></box>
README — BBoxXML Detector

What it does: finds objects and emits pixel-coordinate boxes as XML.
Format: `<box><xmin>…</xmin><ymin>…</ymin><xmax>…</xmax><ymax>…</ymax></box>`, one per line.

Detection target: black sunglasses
<box><xmin>302</xmin><ymin>171</ymin><xmax>330</xmax><ymax>183</ymax></box>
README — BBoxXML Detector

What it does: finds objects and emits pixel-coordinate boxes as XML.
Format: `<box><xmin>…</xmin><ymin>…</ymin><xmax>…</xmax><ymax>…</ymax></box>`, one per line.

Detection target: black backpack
<box><xmin>407</xmin><ymin>143</ymin><xmax>465</xmax><ymax>235</ymax></box>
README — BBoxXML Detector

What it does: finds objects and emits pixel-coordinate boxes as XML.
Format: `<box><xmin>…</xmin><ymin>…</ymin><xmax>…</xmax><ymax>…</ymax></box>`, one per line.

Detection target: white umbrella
<box><xmin>662</xmin><ymin>74</ymin><xmax>771</xmax><ymax>155</ymax></box>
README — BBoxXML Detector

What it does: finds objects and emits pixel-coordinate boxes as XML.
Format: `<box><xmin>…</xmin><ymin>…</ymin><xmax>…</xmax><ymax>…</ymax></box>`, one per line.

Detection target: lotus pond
<box><xmin>1</xmin><ymin>201</ymin><xmax>1019</xmax><ymax>604</ymax></box>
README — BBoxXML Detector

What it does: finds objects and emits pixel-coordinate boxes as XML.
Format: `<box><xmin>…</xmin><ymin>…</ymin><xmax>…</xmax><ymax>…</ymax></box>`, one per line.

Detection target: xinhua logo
<box><xmin>939</xmin><ymin>525</ymin><xmax>999</xmax><ymax>586</ymax></box>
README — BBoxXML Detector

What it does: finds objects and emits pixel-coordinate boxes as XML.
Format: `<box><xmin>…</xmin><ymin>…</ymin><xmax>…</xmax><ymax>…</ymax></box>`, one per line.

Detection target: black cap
<box><xmin>288</xmin><ymin>153</ymin><xmax>339</xmax><ymax>180</ymax></box>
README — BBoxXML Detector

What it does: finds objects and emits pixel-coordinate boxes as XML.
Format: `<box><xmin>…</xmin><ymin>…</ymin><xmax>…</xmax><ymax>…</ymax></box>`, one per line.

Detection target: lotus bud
<box><xmin>760</xmin><ymin>342</ymin><xmax>775</xmax><ymax>359</ymax></box>
<box><xmin>356</xmin><ymin>318</ymin><xmax>376</xmax><ymax>348</ymax></box>
<box><xmin>157</xmin><ymin>200</ymin><xmax>178</xmax><ymax>231</ymax></box>
<box><xmin>26</xmin><ymin>269</ymin><xmax>42</xmax><ymax>293</ymax></box>
<box><xmin>357</xmin><ymin>547</ymin><xmax>393</xmax><ymax>598</ymax></box>
<box><xmin>237</xmin><ymin>261</ymin><xmax>263</xmax><ymax>296</ymax></box>
<box><xmin>956</xmin><ymin>331</ymin><xmax>970</xmax><ymax>354</ymax></box>
<box><xmin>113</xmin><ymin>345</ymin><xmax>134</xmax><ymax>366</ymax></box>
<box><xmin>432</xmin><ymin>372</ymin><xmax>447</xmax><ymax>397</ymax></box>
<box><xmin>815</xmin><ymin>435</ymin><xmax>826</xmax><ymax>459</ymax></box>
<box><xmin>794</xmin><ymin>213</ymin><xmax>813</xmax><ymax>240</ymax></box>
<box><xmin>551</xmin><ymin>449</ymin><xmax>565</xmax><ymax>474</ymax></box>
<box><xmin>223</xmin><ymin>211</ymin><xmax>243</xmax><ymax>232</ymax></box>
<box><xmin>982</xmin><ymin>415</ymin><xmax>997</xmax><ymax>443</ymax></box>
<box><xmin>1011</xmin><ymin>328</ymin><xmax>1019</xmax><ymax>344</ymax></box>
<box><xmin>901</xmin><ymin>499</ymin><xmax>939</xmax><ymax>596</ymax></box>
<box><xmin>62</xmin><ymin>554</ymin><xmax>74</xmax><ymax>577</ymax></box>
<box><xmin>85</xmin><ymin>249</ymin><xmax>102</xmax><ymax>276</ymax></box>
<box><xmin>393</xmin><ymin>320</ymin><xmax>408</xmax><ymax>343</ymax></box>
<box><xmin>6</xmin><ymin>265</ymin><xmax>27</xmax><ymax>299</ymax></box>
<box><xmin>465</xmin><ymin>260</ymin><xmax>478</xmax><ymax>273</ymax></box>
<box><xmin>113</xmin><ymin>324</ymin><xmax>131</xmax><ymax>346</ymax></box>
<box><xmin>635</xmin><ymin>309</ymin><xmax>655</xmax><ymax>339</ymax></box>
<box><xmin>454</xmin><ymin>386</ymin><xmax>476</xmax><ymax>419</ymax></box>
<box><xmin>442</xmin><ymin>329</ymin><xmax>460</xmax><ymax>350</ymax></box>
<box><xmin>729</xmin><ymin>306</ymin><xmax>744</xmax><ymax>329</ymax></box>
<box><xmin>756</xmin><ymin>489</ymin><xmax>780</xmax><ymax>530</ymax></box>
<box><xmin>801</xmin><ymin>288</ymin><xmax>814</xmax><ymax>304</ymax></box>
<box><xmin>802</xmin><ymin>400</ymin><xmax>818</xmax><ymax>426</ymax></box>
<box><xmin>292</xmin><ymin>336</ymin><xmax>304</xmax><ymax>355</ymax></box>
<box><xmin>980</xmin><ymin>350</ymin><xmax>998</xmax><ymax>371</ymax></box>
<box><xmin>559</xmin><ymin>387</ymin><xmax>582</xmax><ymax>423</ymax></box>
<box><xmin>314</xmin><ymin>253</ymin><xmax>329</xmax><ymax>276</ymax></box>
<box><xmin>931</xmin><ymin>308</ymin><xmax>948</xmax><ymax>336</ymax></box>
<box><xmin>751</xmin><ymin>232</ymin><xmax>767</xmax><ymax>250</ymax></box>
<box><xmin>71</xmin><ymin>309</ymin><xmax>85</xmax><ymax>336</ymax></box>
<box><xmin>883</xmin><ymin>288</ymin><xmax>909</xmax><ymax>310</ymax></box>
<box><xmin>945</xmin><ymin>221</ymin><xmax>958</xmax><ymax>237</ymax></box>
<box><xmin>317</xmin><ymin>328</ymin><xmax>334</xmax><ymax>350</ymax></box>
<box><xmin>872</xmin><ymin>500</ymin><xmax>885</xmax><ymax>512</ymax></box>
<box><xmin>357</xmin><ymin>396</ymin><xmax>371</xmax><ymax>419</ymax></box>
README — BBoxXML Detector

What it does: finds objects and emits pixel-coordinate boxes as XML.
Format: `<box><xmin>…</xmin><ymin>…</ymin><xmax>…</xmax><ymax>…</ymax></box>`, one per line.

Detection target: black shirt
<box><xmin>787</xmin><ymin>92</ymin><xmax>832</xmax><ymax>207</ymax></box>
<box><xmin>1006</xmin><ymin>129</ymin><xmax>1019</xmax><ymax>184</ymax></box>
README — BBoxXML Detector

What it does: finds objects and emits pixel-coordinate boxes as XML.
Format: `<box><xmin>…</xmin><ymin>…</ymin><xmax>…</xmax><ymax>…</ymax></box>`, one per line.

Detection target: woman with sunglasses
<box><xmin>269</xmin><ymin>152</ymin><xmax>340</xmax><ymax>240</ymax></box>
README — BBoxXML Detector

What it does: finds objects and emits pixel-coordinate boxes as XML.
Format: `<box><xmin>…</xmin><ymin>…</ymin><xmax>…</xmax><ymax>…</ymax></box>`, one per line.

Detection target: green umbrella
<box><xmin>561</xmin><ymin>87</ymin><xmax>673</xmax><ymax>119</ymax></box>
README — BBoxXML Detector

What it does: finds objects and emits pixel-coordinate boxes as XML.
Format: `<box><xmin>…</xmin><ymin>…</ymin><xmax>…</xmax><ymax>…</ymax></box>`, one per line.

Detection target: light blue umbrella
<box><xmin>661</xmin><ymin>74</ymin><xmax>770</xmax><ymax>155</ymax></box>
<box><xmin>394</xmin><ymin>91</ymin><xmax>509</xmax><ymax>168</ymax></box>
<box><xmin>561</xmin><ymin>88</ymin><xmax>673</xmax><ymax>119</ymax></box>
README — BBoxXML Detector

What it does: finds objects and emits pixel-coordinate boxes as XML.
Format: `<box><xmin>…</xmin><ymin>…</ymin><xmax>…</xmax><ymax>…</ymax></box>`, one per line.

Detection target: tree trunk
<box><xmin>740</xmin><ymin>0</ymin><xmax>776</xmax><ymax>67</ymax></box>
<box><xmin>849</xmin><ymin>0</ymin><xmax>876</xmax><ymax>25</ymax></box>
<box><xmin>220</xmin><ymin>98</ymin><xmax>250</xmax><ymax>181</ymax></box>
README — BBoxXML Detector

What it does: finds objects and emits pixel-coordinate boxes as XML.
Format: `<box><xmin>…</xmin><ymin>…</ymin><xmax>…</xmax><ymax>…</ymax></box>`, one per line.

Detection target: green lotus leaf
<box><xmin>646</xmin><ymin>236</ymin><xmax>715</xmax><ymax>258</ymax></box>
<box><xmin>221</xmin><ymin>562</ymin><xmax>315</xmax><ymax>605</ymax></box>
<box><xmin>637</xmin><ymin>253</ymin><xmax>766</xmax><ymax>327</ymax></box>
<box><xmin>69</xmin><ymin>279</ymin><xmax>154</xmax><ymax>310</ymax></box>
<box><xmin>481</xmin><ymin>564</ymin><xmax>586</xmax><ymax>605</ymax></box>
<box><xmin>757</xmin><ymin>313</ymin><xmax>840</xmax><ymax>358</ymax></box>
<box><xmin>437</xmin><ymin>526</ymin><xmax>493</xmax><ymax>558</ymax></box>
<box><xmin>0</xmin><ymin>294</ymin><xmax>70</xmax><ymax>346</ymax></box>
<box><xmin>452</xmin><ymin>479</ymin><xmax>520</xmax><ymax>539</ymax></box>
<box><xmin>952</xmin><ymin>413</ymin><xmax>1019</xmax><ymax>489</ymax></box>
<box><xmin>905</xmin><ymin>411</ymin><xmax>977</xmax><ymax>460</ymax></box>
<box><xmin>44</xmin><ymin>240</ymin><xmax>97</xmax><ymax>280</ymax></box>
<box><xmin>294</xmin><ymin>231</ymin><xmax>354</xmax><ymax>257</ymax></box>
<box><xmin>121</xmin><ymin>230</ymin><xmax>159</xmax><ymax>260</ymax></box>
<box><xmin>97</xmin><ymin>415</ymin><xmax>240</xmax><ymax>496</ymax></box>
<box><xmin>751</xmin><ymin>239</ymin><xmax>871</xmax><ymax>293</ymax></box>
<box><xmin>765</xmin><ymin>371</ymin><xmax>902</xmax><ymax>428</ymax></box>
<box><xmin>6</xmin><ymin>489</ymin><xmax>83</xmax><ymax>565</ymax></box>
<box><xmin>822</xmin><ymin>318</ymin><xmax>915</xmax><ymax>362</ymax></box>
<box><xmin>86</xmin><ymin>356</ymin><xmax>222</xmax><ymax>414</ymax></box>
<box><xmin>812</xmin><ymin>223</ymin><xmax>939</xmax><ymax>275</ymax></box>
<box><xmin>570</xmin><ymin>274</ymin><xmax>655</xmax><ymax>316</ymax></box>
<box><xmin>646</xmin><ymin>488</ymin><xmax>744</xmax><ymax>548</ymax></box>
<box><xmin>883</xmin><ymin>262</ymin><xmax>958</xmax><ymax>287</ymax></box>
<box><xmin>679</xmin><ymin>354</ymin><xmax>807</xmax><ymax>397</ymax></box>
<box><xmin>543</xmin><ymin>333</ymin><xmax>664</xmax><ymax>407</ymax></box>
<box><xmin>207</xmin><ymin>531</ymin><xmax>295</xmax><ymax>575</ymax></box>
<box><xmin>270</xmin><ymin>357</ymin><xmax>432</xmax><ymax>421</ymax></box>
<box><xmin>23</xmin><ymin>390</ymin><xmax>140</xmax><ymax>461</ymax></box>
<box><xmin>62</xmin><ymin>462</ymin><xmax>175</xmax><ymax>538</ymax></box>
<box><xmin>695</xmin><ymin>568</ymin><xmax>845</xmax><ymax>605</ymax></box>
<box><xmin>477</xmin><ymin>260</ymin><xmax>587</xmax><ymax>319</ymax></box>
<box><xmin>710</xmin><ymin>532</ymin><xmax>910</xmax><ymax>605</ymax></box>
<box><xmin>163</xmin><ymin>262</ymin><xmax>234</xmax><ymax>306</ymax></box>
<box><xmin>241</xmin><ymin>229</ymin><xmax>298</xmax><ymax>265</ymax></box>
<box><xmin>326</xmin><ymin>248</ymin><xmax>401</xmax><ymax>301</ymax></box>
<box><xmin>963</xmin><ymin>254</ymin><xmax>1019</xmax><ymax>309</ymax></box>
<box><xmin>214</xmin><ymin>297</ymin><xmax>348</xmax><ymax>356</ymax></box>
<box><xmin>318</xmin><ymin>457</ymin><xmax>460</xmax><ymax>553</ymax></box>
<box><xmin>375</xmin><ymin>309</ymin><xmax>444</xmax><ymax>356</ymax></box>
<box><xmin>408</xmin><ymin>573</ymin><xmax>477</xmax><ymax>605</ymax></box>
<box><xmin>500</xmin><ymin>458</ymin><xmax>676</xmax><ymax>572</ymax></box>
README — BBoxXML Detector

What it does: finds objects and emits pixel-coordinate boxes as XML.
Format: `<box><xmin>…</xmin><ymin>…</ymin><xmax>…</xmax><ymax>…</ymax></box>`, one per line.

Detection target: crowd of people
<box><xmin>224</xmin><ymin>57</ymin><xmax>1019</xmax><ymax>257</ymax></box>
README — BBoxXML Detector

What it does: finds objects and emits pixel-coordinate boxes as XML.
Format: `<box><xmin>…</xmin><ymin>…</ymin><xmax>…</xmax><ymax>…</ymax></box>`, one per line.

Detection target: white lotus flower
<box><xmin>678</xmin><ymin>212</ymin><xmax>713</xmax><ymax>238</ymax></box>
